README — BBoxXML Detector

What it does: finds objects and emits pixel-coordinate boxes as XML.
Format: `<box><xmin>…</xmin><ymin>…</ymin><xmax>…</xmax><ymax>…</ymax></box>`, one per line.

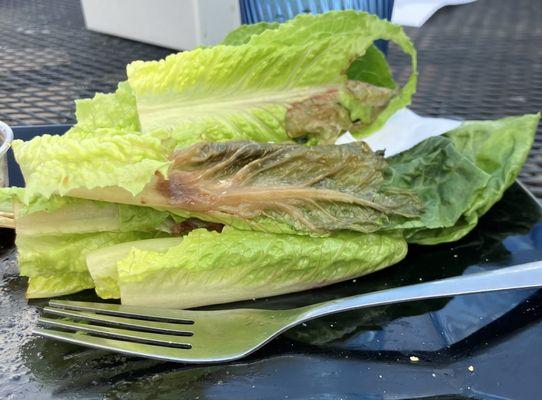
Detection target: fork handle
<box><xmin>300</xmin><ymin>260</ymin><xmax>542</xmax><ymax>322</ymax></box>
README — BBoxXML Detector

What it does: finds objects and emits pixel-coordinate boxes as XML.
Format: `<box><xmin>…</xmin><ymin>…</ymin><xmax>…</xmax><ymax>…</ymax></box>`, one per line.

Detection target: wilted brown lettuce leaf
<box><xmin>285</xmin><ymin>81</ymin><xmax>396</xmax><ymax>144</ymax></box>
<box><xmin>148</xmin><ymin>141</ymin><xmax>422</xmax><ymax>234</ymax></box>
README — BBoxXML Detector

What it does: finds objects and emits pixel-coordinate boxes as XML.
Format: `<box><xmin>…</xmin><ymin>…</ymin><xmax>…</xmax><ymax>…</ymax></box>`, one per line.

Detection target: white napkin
<box><xmin>392</xmin><ymin>0</ymin><xmax>478</xmax><ymax>27</ymax></box>
<box><xmin>335</xmin><ymin>108</ymin><xmax>462</xmax><ymax>157</ymax></box>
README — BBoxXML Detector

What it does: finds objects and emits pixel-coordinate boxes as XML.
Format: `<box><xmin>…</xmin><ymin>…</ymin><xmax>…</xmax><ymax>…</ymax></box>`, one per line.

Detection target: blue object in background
<box><xmin>239</xmin><ymin>0</ymin><xmax>394</xmax><ymax>23</ymax></box>
<box><xmin>239</xmin><ymin>0</ymin><xmax>394</xmax><ymax>53</ymax></box>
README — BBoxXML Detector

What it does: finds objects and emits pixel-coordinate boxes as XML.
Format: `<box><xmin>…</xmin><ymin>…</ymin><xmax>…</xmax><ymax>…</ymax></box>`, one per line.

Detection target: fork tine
<box><xmin>49</xmin><ymin>300</ymin><xmax>195</xmax><ymax>323</ymax></box>
<box><xmin>38</xmin><ymin>317</ymin><xmax>192</xmax><ymax>348</ymax></box>
<box><xmin>43</xmin><ymin>307</ymin><xmax>193</xmax><ymax>335</ymax></box>
<box><xmin>33</xmin><ymin>328</ymin><xmax>209</xmax><ymax>363</ymax></box>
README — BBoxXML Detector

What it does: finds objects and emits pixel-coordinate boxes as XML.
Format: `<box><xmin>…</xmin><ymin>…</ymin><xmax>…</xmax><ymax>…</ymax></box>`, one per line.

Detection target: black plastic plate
<box><xmin>1</xmin><ymin>127</ymin><xmax>542</xmax><ymax>399</ymax></box>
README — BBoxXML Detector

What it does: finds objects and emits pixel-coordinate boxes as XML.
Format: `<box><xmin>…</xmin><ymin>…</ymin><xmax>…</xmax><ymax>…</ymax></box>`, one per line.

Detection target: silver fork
<box><xmin>34</xmin><ymin>260</ymin><xmax>542</xmax><ymax>363</ymax></box>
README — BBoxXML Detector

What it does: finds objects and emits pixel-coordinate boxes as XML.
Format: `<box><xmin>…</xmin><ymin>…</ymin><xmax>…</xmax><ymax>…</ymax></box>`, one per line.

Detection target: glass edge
<box><xmin>0</xmin><ymin>120</ymin><xmax>14</xmax><ymax>156</ymax></box>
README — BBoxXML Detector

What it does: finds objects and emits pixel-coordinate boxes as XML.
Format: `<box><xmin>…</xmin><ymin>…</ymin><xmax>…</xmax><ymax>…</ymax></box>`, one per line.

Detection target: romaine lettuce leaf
<box><xmin>0</xmin><ymin>187</ymin><xmax>22</xmax><ymax>229</ymax></box>
<box><xmin>223</xmin><ymin>20</ymin><xmax>395</xmax><ymax>90</ymax></box>
<box><xmin>86</xmin><ymin>237</ymin><xmax>182</xmax><ymax>299</ymax></box>
<box><xmin>26</xmin><ymin>273</ymin><xmax>95</xmax><ymax>298</ymax></box>
<box><xmin>242</xmin><ymin>11</ymin><xmax>416</xmax><ymax>137</ymax></box>
<box><xmin>143</xmin><ymin>140</ymin><xmax>422</xmax><ymax>235</ymax></box>
<box><xmin>17</xmin><ymin>230</ymin><xmax>165</xmax><ymax>277</ymax></box>
<box><xmin>405</xmin><ymin>114</ymin><xmax>540</xmax><ymax>244</ymax></box>
<box><xmin>15</xmin><ymin>138</ymin><xmax>425</xmax><ymax>236</ymax></box>
<box><xmin>66</xmin><ymin>81</ymin><xmax>141</xmax><ymax>138</ymax></box>
<box><xmin>0</xmin><ymin>187</ymin><xmax>23</xmax><ymax>213</ymax></box>
<box><xmin>16</xmin><ymin>199</ymin><xmax>121</xmax><ymax>234</ymax></box>
<box><xmin>222</xmin><ymin>21</ymin><xmax>280</xmax><ymax>46</ymax></box>
<box><xmin>386</xmin><ymin>135</ymin><xmax>490</xmax><ymax>230</ymax></box>
<box><xmin>128</xmin><ymin>11</ymin><xmax>416</xmax><ymax>146</ymax></box>
<box><xmin>346</xmin><ymin>44</ymin><xmax>396</xmax><ymax>90</ymax></box>
<box><xmin>115</xmin><ymin>227</ymin><xmax>407</xmax><ymax>308</ymax></box>
<box><xmin>18</xmin><ymin>230</ymin><xmax>166</xmax><ymax>298</ymax></box>
<box><xmin>12</xmin><ymin>132</ymin><xmax>171</xmax><ymax>200</ymax></box>
<box><xmin>14</xmin><ymin>197</ymin><xmax>174</xmax><ymax>235</ymax></box>
<box><xmin>0</xmin><ymin>187</ymin><xmax>21</xmax><ymax>228</ymax></box>
<box><xmin>65</xmin><ymin>130</ymin><xmax>501</xmax><ymax>240</ymax></box>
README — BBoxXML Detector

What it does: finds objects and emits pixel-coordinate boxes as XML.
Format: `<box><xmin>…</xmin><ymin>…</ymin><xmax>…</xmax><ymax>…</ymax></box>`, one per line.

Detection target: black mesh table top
<box><xmin>386</xmin><ymin>0</ymin><xmax>542</xmax><ymax>197</ymax></box>
<box><xmin>0</xmin><ymin>0</ymin><xmax>541</xmax><ymax>192</ymax></box>
<box><xmin>0</xmin><ymin>0</ymin><xmax>172</xmax><ymax>125</ymax></box>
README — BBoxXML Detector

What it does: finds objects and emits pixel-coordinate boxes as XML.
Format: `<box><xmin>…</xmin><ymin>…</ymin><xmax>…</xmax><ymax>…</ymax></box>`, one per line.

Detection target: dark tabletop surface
<box><xmin>2</xmin><ymin>1</ymin><xmax>542</xmax><ymax>399</ymax></box>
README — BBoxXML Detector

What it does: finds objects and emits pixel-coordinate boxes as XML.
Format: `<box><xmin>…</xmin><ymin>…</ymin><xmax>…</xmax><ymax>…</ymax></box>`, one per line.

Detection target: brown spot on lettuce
<box><xmin>171</xmin><ymin>218</ymin><xmax>224</xmax><ymax>235</ymax></box>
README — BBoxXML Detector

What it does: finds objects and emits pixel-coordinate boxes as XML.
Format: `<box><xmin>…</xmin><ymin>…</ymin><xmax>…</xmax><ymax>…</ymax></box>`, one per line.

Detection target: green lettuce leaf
<box><xmin>17</xmin><ymin>230</ymin><xmax>165</xmax><ymax>277</ymax></box>
<box><xmin>128</xmin><ymin>11</ymin><xmax>416</xmax><ymax>146</ymax></box>
<box><xmin>18</xmin><ymin>230</ymin><xmax>166</xmax><ymax>298</ymax></box>
<box><xmin>222</xmin><ymin>22</ymin><xmax>280</xmax><ymax>45</ymax></box>
<box><xmin>87</xmin><ymin>237</ymin><xmax>182</xmax><ymax>299</ymax></box>
<box><xmin>0</xmin><ymin>187</ymin><xmax>22</xmax><ymax>228</ymax></box>
<box><xmin>12</xmin><ymin>132</ymin><xmax>171</xmax><ymax>200</ymax></box>
<box><xmin>0</xmin><ymin>187</ymin><xmax>23</xmax><ymax>213</ymax></box>
<box><xmin>346</xmin><ymin>44</ymin><xmax>396</xmax><ymax>89</ymax></box>
<box><xmin>223</xmin><ymin>21</ymin><xmax>395</xmax><ymax>90</ymax></box>
<box><xmin>64</xmin><ymin>140</ymin><xmax>423</xmax><ymax>236</ymax></box>
<box><xmin>58</xmin><ymin>21</ymin><xmax>276</xmax><ymax>143</ymax></box>
<box><xmin>115</xmin><ymin>227</ymin><xmax>407</xmax><ymax>308</ymax></box>
<box><xmin>386</xmin><ymin>136</ymin><xmax>490</xmax><ymax>230</ymax></box>
<box><xmin>66</xmin><ymin>81</ymin><xmax>141</xmax><ymax>138</ymax></box>
<box><xmin>14</xmin><ymin>196</ymin><xmax>174</xmax><ymax>235</ymax></box>
<box><xmin>26</xmin><ymin>273</ymin><xmax>95</xmax><ymax>299</ymax></box>
<box><xmin>243</xmin><ymin>11</ymin><xmax>415</xmax><ymax>137</ymax></box>
<box><xmin>70</xmin><ymin>128</ymin><xmax>513</xmax><ymax>240</ymax></box>
<box><xmin>406</xmin><ymin>114</ymin><xmax>540</xmax><ymax>244</ymax></box>
<box><xmin>15</xmin><ymin>199</ymin><xmax>122</xmax><ymax>234</ymax></box>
